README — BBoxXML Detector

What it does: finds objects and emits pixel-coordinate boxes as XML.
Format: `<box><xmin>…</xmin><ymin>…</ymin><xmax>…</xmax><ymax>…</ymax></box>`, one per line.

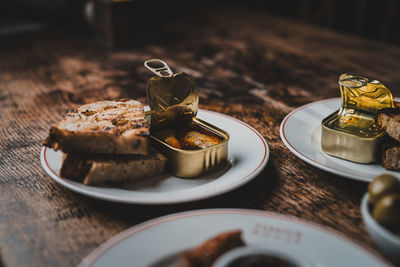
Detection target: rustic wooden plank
<box><xmin>0</xmin><ymin>4</ymin><xmax>400</xmax><ymax>266</ymax></box>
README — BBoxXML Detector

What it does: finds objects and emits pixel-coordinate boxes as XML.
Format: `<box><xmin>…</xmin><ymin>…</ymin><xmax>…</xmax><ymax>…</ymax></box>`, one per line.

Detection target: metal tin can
<box><xmin>321</xmin><ymin>111</ymin><xmax>384</xmax><ymax>163</ymax></box>
<box><xmin>149</xmin><ymin>117</ymin><xmax>229</xmax><ymax>178</ymax></box>
<box><xmin>145</xmin><ymin>62</ymin><xmax>229</xmax><ymax>178</ymax></box>
<box><xmin>321</xmin><ymin>74</ymin><xmax>394</xmax><ymax>163</ymax></box>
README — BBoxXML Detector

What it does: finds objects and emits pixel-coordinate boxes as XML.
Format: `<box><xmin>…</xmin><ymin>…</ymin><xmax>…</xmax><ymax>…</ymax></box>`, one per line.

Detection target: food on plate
<box><xmin>181</xmin><ymin>131</ymin><xmax>221</xmax><ymax>150</ymax></box>
<box><xmin>321</xmin><ymin>74</ymin><xmax>394</xmax><ymax>163</ymax></box>
<box><xmin>150</xmin><ymin>117</ymin><xmax>229</xmax><ymax>178</ymax></box>
<box><xmin>44</xmin><ymin>99</ymin><xmax>150</xmax><ymax>155</ymax></box>
<box><xmin>179</xmin><ymin>230</ymin><xmax>245</xmax><ymax>267</ymax></box>
<box><xmin>381</xmin><ymin>142</ymin><xmax>400</xmax><ymax>170</ymax></box>
<box><xmin>368</xmin><ymin>174</ymin><xmax>400</xmax><ymax>234</ymax></box>
<box><xmin>154</xmin><ymin>128</ymin><xmax>182</xmax><ymax>149</ymax></box>
<box><xmin>165</xmin><ymin>136</ymin><xmax>182</xmax><ymax>149</ymax></box>
<box><xmin>154</xmin><ymin>121</ymin><xmax>224</xmax><ymax>150</ymax></box>
<box><xmin>320</xmin><ymin>74</ymin><xmax>400</xmax><ymax>169</ymax></box>
<box><xmin>145</xmin><ymin>59</ymin><xmax>229</xmax><ymax>178</ymax></box>
<box><xmin>43</xmin><ymin>98</ymin><xmax>168</xmax><ymax>186</ymax></box>
<box><xmin>60</xmin><ymin>151</ymin><xmax>167</xmax><ymax>185</ymax></box>
<box><xmin>377</xmin><ymin>108</ymin><xmax>400</xmax><ymax>142</ymax></box>
<box><xmin>44</xmin><ymin>59</ymin><xmax>230</xmax><ymax>184</ymax></box>
<box><xmin>377</xmin><ymin>108</ymin><xmax>400</xmax><ymax>170</ymax></box>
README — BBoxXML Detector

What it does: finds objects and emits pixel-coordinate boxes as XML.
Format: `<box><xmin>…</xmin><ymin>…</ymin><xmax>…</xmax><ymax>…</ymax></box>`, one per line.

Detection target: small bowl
<box><xmin>361</xmin><ymin>193</ymin><xmax>400</xmax><ymax>263</ymax></box>
<box><xmin>212</xmin><ymin>246</ymin><xmax>312</xmax><ymax>267</ymax></box>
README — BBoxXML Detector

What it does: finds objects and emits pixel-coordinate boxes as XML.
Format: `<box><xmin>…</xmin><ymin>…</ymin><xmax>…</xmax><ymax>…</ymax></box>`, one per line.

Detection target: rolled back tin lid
<box><xmin>144</xmin><ymin>59</ymin><xmax>199</xmax><ymax>130</ymax></box>
<box><xmin>326</xmin><ymin>73</ymin><xmax>395</xmax><ymax>137</ymax></box>
<box><xmin>338</xmin><ymin>73</ymin><xmax>394</xmax><ymax>113</ymax></box>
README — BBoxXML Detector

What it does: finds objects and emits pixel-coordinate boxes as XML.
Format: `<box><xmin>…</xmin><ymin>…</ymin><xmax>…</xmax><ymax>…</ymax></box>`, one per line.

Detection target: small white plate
<box><xmin>78</xmin><ymin>209</ymin><xmax>391</xmax><ymax>267</ymax></box>
<box><xmin>280</xmin><ymin>98</ymin><xmax>400</xmax><ymax>182</ymax></box>
<box><xmin>41</xmin><ymin>109</ymin><xmax>269</xmax><ymax>204</ymax></box>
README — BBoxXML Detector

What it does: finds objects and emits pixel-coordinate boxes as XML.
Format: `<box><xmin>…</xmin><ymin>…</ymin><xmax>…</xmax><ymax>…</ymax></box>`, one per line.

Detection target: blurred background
<box><xmin>1</xmin><ymin>0</ymin><xmax>399</xmax><ymax>48</ymax></box>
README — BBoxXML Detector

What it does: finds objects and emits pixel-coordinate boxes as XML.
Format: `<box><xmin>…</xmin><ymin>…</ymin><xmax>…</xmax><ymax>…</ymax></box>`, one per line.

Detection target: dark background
<box><xmin>1</xmin><ymin>0</ymin><xmax>399</xmax><ymax>46</ymax></box>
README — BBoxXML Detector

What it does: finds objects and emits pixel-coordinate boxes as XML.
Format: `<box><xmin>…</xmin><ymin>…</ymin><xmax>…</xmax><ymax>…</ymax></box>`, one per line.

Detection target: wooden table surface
<box><xmin>1</xmin><ymin>4</ymin><xmax>400</xmax><ymax>267</ymax></box>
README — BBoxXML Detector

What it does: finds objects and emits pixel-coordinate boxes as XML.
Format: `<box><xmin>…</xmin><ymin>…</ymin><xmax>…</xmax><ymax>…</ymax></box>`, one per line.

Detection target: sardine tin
<box><xmin>146</xmin><ymin>71</ymin><xmax>229</xmax><ymax>178</ymax></box>
<box><xmin>321</xmin><ymin>74</ymin><xmax>394</xmax><ymax>163</ymax></box>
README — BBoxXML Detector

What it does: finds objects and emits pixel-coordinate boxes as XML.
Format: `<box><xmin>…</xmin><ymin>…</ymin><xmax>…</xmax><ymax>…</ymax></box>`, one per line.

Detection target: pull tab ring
<box><xmin>338</xmin><ymin>76</ymin><xmax>368</xmax><ymax>88</ymax></box>
<box><xmin>144</xmin><ymin>59</ymin><xmax>174</xmax><ymax>77</ymax></box>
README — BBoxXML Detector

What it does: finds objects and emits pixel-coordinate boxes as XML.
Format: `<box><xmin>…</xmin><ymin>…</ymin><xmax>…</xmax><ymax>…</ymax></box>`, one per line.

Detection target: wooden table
<box><xmin>1</xmin><ymin>4</ymin><xmax>400</xmax><ymax>267</ymax></box>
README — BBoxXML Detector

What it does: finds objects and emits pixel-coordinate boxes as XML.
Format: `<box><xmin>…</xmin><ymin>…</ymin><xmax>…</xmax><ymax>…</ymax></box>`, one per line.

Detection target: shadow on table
<box><xmin>62</xmin><ymin>161</ymin><xmax>279</xmax><ymax>227</ymax></box>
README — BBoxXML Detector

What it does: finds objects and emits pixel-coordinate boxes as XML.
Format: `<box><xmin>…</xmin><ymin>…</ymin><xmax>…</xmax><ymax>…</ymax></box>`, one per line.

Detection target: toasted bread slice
<box><xmin>377</xmin><ymin>108</ymin><xmax>400</xmax><ymax>142</ymax></box>
<box><xmin>44</xmin><ymin>99</ymin><xmax>150</xmax><ymax>155</ymax></box>
<box><xmin>381</xmin><ymin>137</ymin><xmax>400</xmax><ymax>171</ymax></box>
<box><xmin>382</xmin><ymin>146</ymin><xmax>400</xmax><ymax>170</ymax></box>
<box><xmin>179</xmin><ymin>230</ymin><xmax>244</xmax><ymax>267</ymax></box>
<box><xmin>60</xmin><ymin>151</ymin><xmax>167</xmax><ymax>185</ymax></box>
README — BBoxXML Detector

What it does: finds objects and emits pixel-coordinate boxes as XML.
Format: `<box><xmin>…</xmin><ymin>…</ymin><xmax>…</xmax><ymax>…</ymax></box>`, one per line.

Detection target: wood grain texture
<box><xmin>1</xmin><ymin>4</ymin><xmax>400</xmax><ymax>267</ymax></box>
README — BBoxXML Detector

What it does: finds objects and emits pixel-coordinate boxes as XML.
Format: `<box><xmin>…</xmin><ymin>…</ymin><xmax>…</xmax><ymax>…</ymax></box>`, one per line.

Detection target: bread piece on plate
<box><xmin>179</xmin><ymin>230</ymin><xmax>245</xmax><ymax>267</ymax></box>
<box><xmin>377</xmin><ymin>108</ymin><xmax>400</xmax><ymax>142</ymax></box>
<box><xmin>60</xmin><ymin>151</ymin><xmax>167</xmax><ymax>186</ymax></box>
<box><xmin>382</xmin><ymin>137</ymin><xmax>400</xmax><ymax>171</ymax></box>
<box><xmin>382</xmin><ymin>146</ymin><xmax>400</xmax><ymax>170</ymax></box>
<box><xmin>44</xmin><ymin>99</ymin><xmax>150</xmax><ymax>155</ymax></box>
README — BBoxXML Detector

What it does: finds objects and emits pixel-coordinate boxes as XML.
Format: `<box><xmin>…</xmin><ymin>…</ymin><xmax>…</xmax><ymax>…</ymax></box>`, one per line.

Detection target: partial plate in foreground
<box><xmin>41</xmin><ymin>109</ymin><xmax>269</xmax><ymax>204</ymax></box>
<box><xmin>280</xmin><ymin>98</ymin><xmax>400</xmax><ymax>182</ymax></box>
<box><xmin>78</xmin><ymin>209</ymin><xmax>390</xmax><ymax>267</ymax></box>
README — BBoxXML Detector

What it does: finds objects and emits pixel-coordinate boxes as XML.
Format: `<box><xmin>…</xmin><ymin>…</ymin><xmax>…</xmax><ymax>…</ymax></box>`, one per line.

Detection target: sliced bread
<box><xmin>44</xmin><ymin>99</ymin><xmax>150</xmax><ymax>155</ymax></box>
<box><xmin>377</xmin><ymin>108</ymin><xmax>400</xmax><ymax>142</ymax></box>
<box><xmin>60</xmin><ymin>151</ymin><xmax>167</xmax><ymax>186</ymax></box>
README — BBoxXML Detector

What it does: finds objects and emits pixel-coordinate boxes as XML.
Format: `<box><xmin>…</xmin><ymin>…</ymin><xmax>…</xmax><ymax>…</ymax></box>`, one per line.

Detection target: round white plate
<box><xmin>280</xmin><ymin>98</ymin><xmax>400</xmax><ymax>182</ymax></box>
<box><xmin>41</xmin><ymin>109</ymin><xmax>269</xmax><ymax>204</ymax></box>
<box><xmin>78</xmin><ymin>209</ymin><xmax>390</xmax><ymax>267</ymax></box>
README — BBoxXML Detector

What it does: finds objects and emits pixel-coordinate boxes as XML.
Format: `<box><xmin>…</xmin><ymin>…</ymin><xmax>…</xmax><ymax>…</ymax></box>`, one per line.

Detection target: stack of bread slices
<box><xmin>378</xmin><ymin>108</ymin><xmax>400</xmax><ymax>170</ymax></box>
<box><xmin>44</xmin><ymin>99</ymin><xmax>167</xmax><ymax>185</ymax></box>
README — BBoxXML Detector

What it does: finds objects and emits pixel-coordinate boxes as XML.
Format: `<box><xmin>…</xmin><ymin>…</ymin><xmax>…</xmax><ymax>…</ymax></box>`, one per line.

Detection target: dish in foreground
<box><xmin>78</xmin><ymin>209</ymin><xmax>389</xmax><ymax>267</ymax></box>
<box><xmin>179</xmin><ymin>230</ymin><xmax>307</xmax><ymax>267</ymax></box>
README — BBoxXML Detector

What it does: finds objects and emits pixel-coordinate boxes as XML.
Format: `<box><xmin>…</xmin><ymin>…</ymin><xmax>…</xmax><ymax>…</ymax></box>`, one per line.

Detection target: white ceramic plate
<box><xmin>280</xmin><ymin>98</ymin><xmax>400</xmax><ymax>182</ymax></box>
<box><xmin>41</xmin><ymin>109</ymin><xmax>269</xmax><ymax>204</ymax></box>
<box><xmin>78</xmin><ymin>209</ymin><xmax>391</xmax><ymax>267</ymax></box>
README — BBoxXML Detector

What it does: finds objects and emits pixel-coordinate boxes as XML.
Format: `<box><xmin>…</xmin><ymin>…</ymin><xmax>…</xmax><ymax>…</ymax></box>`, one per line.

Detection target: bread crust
<box><xmin>44</xmin><ymin>99</ymin><xmax>150</xmax><ymax>155</ymax></box>
<box><xmin>60</xmin><ymin>151</ymin><xmax>167</xmax><ymax>185</ymax></box>
<box><xmin>377</xmin><ymin>108</ymin><xmax>400</xmax><ymax>142</ymax></box>
<box><xmin>179</xmin><ymin>230</ymin><xmax>244</xmax><ymax>267</ymax></box>
<box><xmin>381</xmin><ymin>137</ymin><xmax>400</xmax><ymax>170</ymax></box>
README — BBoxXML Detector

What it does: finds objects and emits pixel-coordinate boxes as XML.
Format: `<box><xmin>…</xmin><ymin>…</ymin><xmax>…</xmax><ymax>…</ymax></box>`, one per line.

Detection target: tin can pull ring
<box><xmin>144</xmin><ymin>59</ymin><xmax>174</xmax><ymax>77</ymax></box>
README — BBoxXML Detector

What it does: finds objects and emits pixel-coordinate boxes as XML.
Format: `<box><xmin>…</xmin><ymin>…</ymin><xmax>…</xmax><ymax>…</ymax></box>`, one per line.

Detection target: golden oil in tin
<box><xmin>153</xmin><ymin>120</ymin><xmax>225</xmax><ymax>150</ymax></box>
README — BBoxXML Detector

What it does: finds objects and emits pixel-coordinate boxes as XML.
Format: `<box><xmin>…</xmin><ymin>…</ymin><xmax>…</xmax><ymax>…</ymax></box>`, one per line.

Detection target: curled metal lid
<box><xmin>324</xmin><ymin>73</ymin><xmax>395</xmax><ymax>138</ymax></box>
<box><xmin>144</xmin><ymin>59</ymin><xmax>199</xmax><ymax>130</ymax></box>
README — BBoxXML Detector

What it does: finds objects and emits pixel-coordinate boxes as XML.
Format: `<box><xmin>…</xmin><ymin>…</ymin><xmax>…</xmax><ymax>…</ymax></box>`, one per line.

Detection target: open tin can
<box><xmin>321</xmin><ymin>73</ymin><xmax>394</xmax><ymax>163</ymax></box>
<box><xmin>144</xmin><ymin>59</ymin><xmax>229</xmax><ymax>178</ymax></box>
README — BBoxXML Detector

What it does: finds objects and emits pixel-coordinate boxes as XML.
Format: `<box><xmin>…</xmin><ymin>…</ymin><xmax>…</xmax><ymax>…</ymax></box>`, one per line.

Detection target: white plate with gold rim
<box><xmin>78</xmin><ymin>209</ymin><xmax>391</xmax><ymax>267</ymax></box>
<box><xmin>280</xmin><ymin>98</ymin><xmax>400</xmax><ymax>182</ymax></box>
<box><xmin>41</xmin><ymin>109</ymin><xmax>269</xmax><ymax>204</ymax></box>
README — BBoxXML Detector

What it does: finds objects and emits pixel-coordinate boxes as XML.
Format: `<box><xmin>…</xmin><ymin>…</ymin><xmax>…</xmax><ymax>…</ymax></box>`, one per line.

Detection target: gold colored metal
<box><xmin>150</xmin><ymin>117</ymin><xmax>229</xmax><ymax>178</ymax></box>
<box><xmin>321</xmin><ymin>74</ymin><xmax>395</xmax><ymax>163</ymax></box>
<box><xmin>144</xmin><ymin>59</ymin><xmax>229</xmax><ymax>178</ymax></box>
<box><xmin>146</xmin><ymin>72</ymin><xmax>198</xmax><ymax>130</ymax></box>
